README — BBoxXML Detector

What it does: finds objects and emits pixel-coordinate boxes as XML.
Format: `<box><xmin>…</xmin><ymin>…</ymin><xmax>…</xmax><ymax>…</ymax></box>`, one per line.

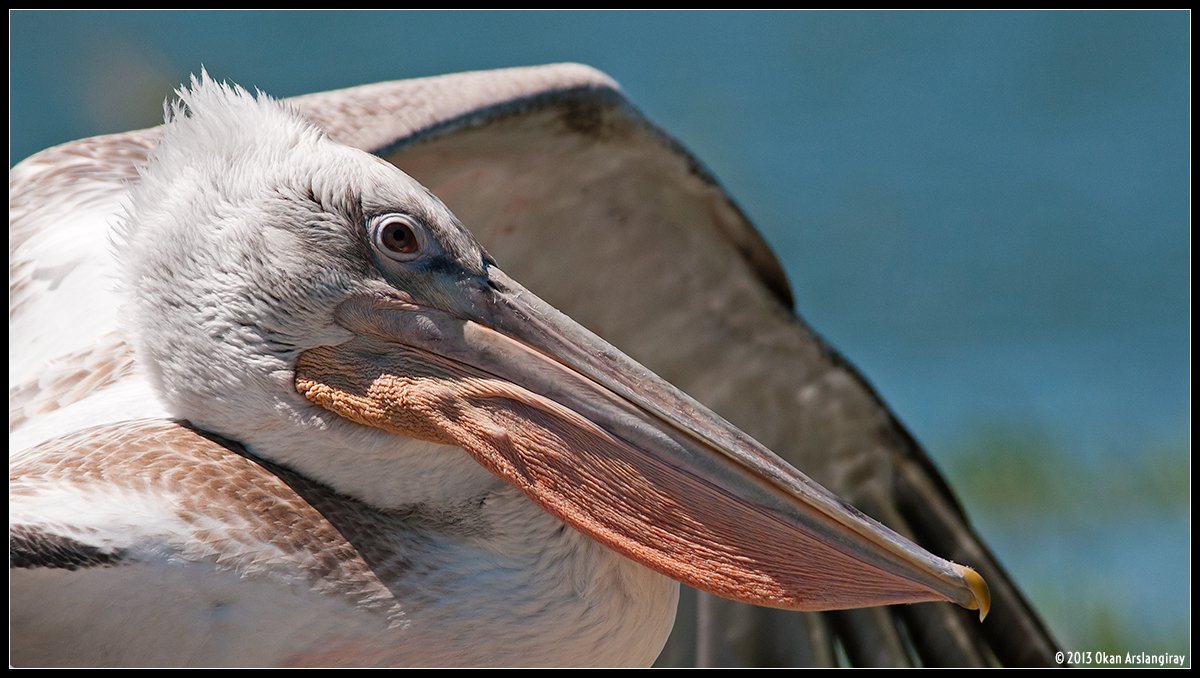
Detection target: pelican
<box><xmin>10</xmin><ymin>64</ymin><xmax>1056</xmax><ymax>667</ymax></box>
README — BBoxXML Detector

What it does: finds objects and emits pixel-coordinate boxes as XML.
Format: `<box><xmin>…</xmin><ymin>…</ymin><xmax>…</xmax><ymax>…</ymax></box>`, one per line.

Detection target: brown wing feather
<box><xmin>12</xmin><ymin>419</ymin><xmax>397</xmax><ymax>613</ymax></box>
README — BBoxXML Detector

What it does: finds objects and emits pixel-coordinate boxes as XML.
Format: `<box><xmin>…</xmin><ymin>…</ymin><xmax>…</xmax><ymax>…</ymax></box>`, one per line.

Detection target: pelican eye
<box><xmin>372</xmin><ymin>214</ymin><xmax>424</xmax><ymax>260</ymax></box>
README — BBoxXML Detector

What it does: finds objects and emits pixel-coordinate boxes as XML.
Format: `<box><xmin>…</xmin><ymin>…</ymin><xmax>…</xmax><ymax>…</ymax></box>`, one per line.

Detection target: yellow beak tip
<box><xmin>962</xmin><ymin>566</ymin><xmax>991</xmax><ymax>622</ymax></box>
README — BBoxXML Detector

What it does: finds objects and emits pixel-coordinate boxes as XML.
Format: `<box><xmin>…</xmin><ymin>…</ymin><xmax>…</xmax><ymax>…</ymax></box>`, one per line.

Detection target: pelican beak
<box><xmin>294</xmin><ymin>267</ymin><xmax>989</xmax><ymax>618</ymax></box>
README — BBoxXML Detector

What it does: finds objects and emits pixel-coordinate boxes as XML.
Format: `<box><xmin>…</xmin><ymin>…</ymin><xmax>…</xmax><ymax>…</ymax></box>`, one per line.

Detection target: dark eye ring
<box><xmin>372</xmin><ymin>214</ymin><xmax>423</xmax><ymax>260</ymax></box>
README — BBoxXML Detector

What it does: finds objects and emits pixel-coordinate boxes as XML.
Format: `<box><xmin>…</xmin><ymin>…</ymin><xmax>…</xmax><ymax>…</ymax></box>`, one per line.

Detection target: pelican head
<box><xmin>119</xmin><ymin>73</ymin><xmax>987</xmax><ymax>629</ymax></box>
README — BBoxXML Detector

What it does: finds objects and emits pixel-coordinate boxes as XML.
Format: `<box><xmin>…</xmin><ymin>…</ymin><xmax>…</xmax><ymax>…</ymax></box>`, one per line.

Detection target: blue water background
<box><xmin>11</xmin><ymin>10</ymin><xmax>1190</xmax><ymax>658</ymax></box>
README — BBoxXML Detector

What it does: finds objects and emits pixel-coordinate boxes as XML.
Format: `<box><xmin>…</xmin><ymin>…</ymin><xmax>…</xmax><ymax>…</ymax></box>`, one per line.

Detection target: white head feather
<box><xmin>118</xmin><ymin>72</ymin><xmax>496</xmax><ymax>506</ymax></box>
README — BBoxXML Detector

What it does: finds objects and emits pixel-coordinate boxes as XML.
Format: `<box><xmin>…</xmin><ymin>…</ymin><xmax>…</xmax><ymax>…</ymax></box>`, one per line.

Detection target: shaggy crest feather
<box><xmin>116</xmin><ymin>71</ymin><xmax>363</xmax><ymax>440</ymax></box>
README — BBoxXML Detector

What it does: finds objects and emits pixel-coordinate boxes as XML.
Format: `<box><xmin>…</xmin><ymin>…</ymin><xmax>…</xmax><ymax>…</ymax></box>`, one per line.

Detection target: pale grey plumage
<box><xmin>10</xmin><ymin>64</ymin><xmax>1057</xmax><ymax>666</ymax></box>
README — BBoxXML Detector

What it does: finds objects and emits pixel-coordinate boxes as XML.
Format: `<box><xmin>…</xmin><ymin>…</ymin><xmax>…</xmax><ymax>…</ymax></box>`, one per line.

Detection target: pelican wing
<box><xmin>288</xmin><ymin>64</ymin><xmax>1056</xmax><ymax>666</ymax></box>
<box><xmin>10</xmin><ymin>419</ymin><xmax>442</xmax><ymax>667</ymax></box>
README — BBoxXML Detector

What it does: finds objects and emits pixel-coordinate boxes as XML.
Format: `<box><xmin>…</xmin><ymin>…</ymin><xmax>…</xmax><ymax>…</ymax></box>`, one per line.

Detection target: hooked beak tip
<box><xmin>956</xmin><ymin>565</ymin><xmax>991</xmax><ymax>621</ymax></box>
